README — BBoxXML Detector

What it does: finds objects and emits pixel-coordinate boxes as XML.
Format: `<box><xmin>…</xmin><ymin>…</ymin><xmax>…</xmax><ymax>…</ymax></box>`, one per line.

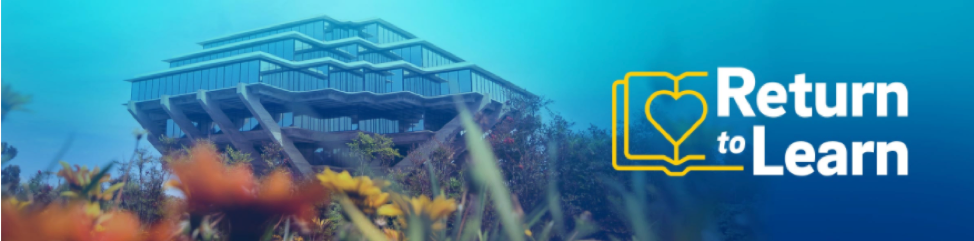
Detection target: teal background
<box><xmin>3</xmin><ymin>0</ymin><xmax>973</xmax><ymax>240</ymax></box>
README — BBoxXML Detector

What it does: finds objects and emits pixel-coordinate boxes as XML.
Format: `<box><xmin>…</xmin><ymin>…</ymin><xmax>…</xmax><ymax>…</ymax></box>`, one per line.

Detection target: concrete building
<box><xmin>125</xmin><ymin>15</ymin><xmax>531</xmax><ymax>177</ymax></box>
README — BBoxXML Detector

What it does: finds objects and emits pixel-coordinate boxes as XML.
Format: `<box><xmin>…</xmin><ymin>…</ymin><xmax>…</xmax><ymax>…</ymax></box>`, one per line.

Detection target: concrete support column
<box><xmin>160</xmin><ymin>95</ymin><xmax>203</xmax><ymax>140</ymax></box>
<box><xmin>432</xmin><ymin>95</ymin><xmax>490</xmax><ymax>143</ymax></box>
<box><xmin>195</xmin><ymin>90</ymin><xmax>263</xmax><ymax>167</ymax></box>
<box><xmin>126</xmin><ymin>101</ymin><xmax>168</xmax><ymax>153</ymax></box>
<box><xmin>236</xmin><ymin>84</ymin><xmax>314</xmax><ymax>177</ymax></box>
<box><xmin>395</xmin><ymin>95</ymin><xmax>492</xmax><ymax>170</ymax></box>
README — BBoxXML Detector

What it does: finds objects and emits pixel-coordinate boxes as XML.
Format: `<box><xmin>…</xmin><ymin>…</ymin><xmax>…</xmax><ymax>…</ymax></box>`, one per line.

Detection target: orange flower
<box><xmin>166</xmin><ymin>144</ymin><xmax>254</xmax><ymax>213</ymax></box>
<box><xmin>91</xmin><ymin>211</ymin><xmax>142</xmax><ymax>241</ymax></box>
<box><xmin>142</xmin><ymin>217</ymin><xmax>186</xmax><ymax>241</ymax></box>
<box><xmin>165</xmin><ymin>144</ymin><xmax>328</xmax><ymax>239</ymax></box>
<box><xmin>253</xmin><ymin>170</ymin><xmax>328</xmax><ymax>223</ymax></box>
<box><xmin>1</xmin><ymin>200</ymin><xmax>145</xmax><ymax>241</ymax></box>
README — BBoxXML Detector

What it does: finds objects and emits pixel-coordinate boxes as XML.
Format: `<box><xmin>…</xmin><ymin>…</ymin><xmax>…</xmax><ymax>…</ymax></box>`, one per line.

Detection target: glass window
<box><xmin>460</xmin><ymin>72</ymin><xmax>472</xmax><ymax>93</ymax></box>
<box><xmin>248</xmin><ymin>61</ymin><xmax>259</xmax><ymax>83</ymax></box>
<box><xmin>136</xmin><ymin>81</ymin><xmax>144</xmax><ymax>100</ymax></box>
<box><xmin>193</xmin><ymin>71</ymin><xmax>202</xmax><ymax>92</ymax></box>
<box><xmin>162</xmin><ymin>76</ymin><xmax>170</xmax><ymax>95</ymax></box>
<box><xmin>226</xmin><ymin>64</ymin><xmax>236</xmax><ymax>87</ymax></box>
<box><xmin>411</xmin><ymin>46</ymin><xmax>422</xmax><ymax>66</ymax></box>
<box><xmin>216</xmin><ymin>66</ymin><xmax>226</xmax><ymax>89</ymax></box>
<box><xmin>240</xmin><ymin>61</ymin><xmax>251</xmax><ymax>84</ymax></box>
<box><xmin>272</xmin><ymin>41</ymin><xmax>282</xmax><ymax>56</ymax></box>
<box><xmin>313</xmin><ymin>21</ymin><xmax>324</xmax><ymax>40</ymax></box>
<box><xmin>148</xmin><ymin>79</ymin><xmax>156</xmax><ymax>99</ymax></box>
<box><xmin>209</xmin><ymin>68</ymin><xmax>218</xmax><ymax>89</ymax></box>
<box><xmin>139</xmin><ymin>80</ymin><xmax>147</xmax><ymax>100</ymax></box>
<box><xmin>283</xmin><ymin>40</ymin><xmax>295</xmax><ymax>60</ymax></box>
<box><xmin>179</xmin><ymin>73</ymin><xmax>189</xmax><ymax>94</ymax></box>
<box><xmin>159</xmin><ymin>77</ymin><xmax>166</xmax><ymax>97</ymax></box>
<box><xmin>201</xmin><ymin>69</ymin><xmax>211</xmax><ymax>90</ymax></box>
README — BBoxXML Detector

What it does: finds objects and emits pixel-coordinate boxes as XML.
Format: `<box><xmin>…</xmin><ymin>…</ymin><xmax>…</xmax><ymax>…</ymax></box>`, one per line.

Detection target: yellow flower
<box><xmin>317</xmin><ymin>168</ymin><xmax>394</xmax><ymax>214</ymax></box>
<box><xmin>409</xmin><ymin>195</ymin><xmax>457</xmax><ymax>221</ymax></box>
<box><xmin>383</xmin><ymin>194</ymin><xmax>459</xmax><ymax>230</ymax></box>
<box><xmin>525</xmin><ymin>228</ymin><xmax>533</xmax><ymax>237</ymax></box>
<box><xmin>56</xmin><ymin>162</ymin><xmax>123</xmax><ymax>205</ymax></box>
<box><xmin>377</xmin><ymin>204</ymin><xmax>403</xmax><ymax>217</ymax></box>
<box><xmin>4</xmin><ymin>198</ymin><xmax>30</xmax><ymax>210</ymax></box>
<box><xmin>428</xmin><ymin>196</ymin><xmax>457</xmax><ymax>220</ymax></box>
<box><xmin>85</xmin><ymin>202</ymin><xmax>102</xmax><ymax>217</ymax></box>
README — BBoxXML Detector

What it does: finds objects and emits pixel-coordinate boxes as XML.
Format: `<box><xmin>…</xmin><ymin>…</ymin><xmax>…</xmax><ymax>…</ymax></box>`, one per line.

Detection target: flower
<box><xmin>377</xmin><ymin>203</ymin><xmax>404</xmax><ymax>217</ymax></box>
<box><xmin>378</xmin><ymin>194</ymin><xmax>458</xmax><ymax>230</ymax></box>
<box><xmin>317</xmin><ymin>168</ymin><xmax>392</xmax><ymax>214</ymax></box>
<box><xmin>57</xmin><ymin>162</ymin><xmax>124</xmax><ymax>204</ymax></box>
<box><xmin>166</xmin><ymin>144</ymin><xmax>329</xmax><ymax>240</ymax></box>
<box><xmin>1</xmin><ymin>201</ymin><xmax>143</xmax><ymax>241</ymax></box>
<box><xmin>409</xmin><ymin>195</ymin><xmax>458</xmax><ymax>221</ymax></box>
<box><xmin>4</xmin><ymin>198</ymin><xmax>30</xmax><ymax>210</ymax></box>
<box><xmin>165</xmin><ymin>144</ymin><xmax>254</xmax><ymax>213</ymax></box>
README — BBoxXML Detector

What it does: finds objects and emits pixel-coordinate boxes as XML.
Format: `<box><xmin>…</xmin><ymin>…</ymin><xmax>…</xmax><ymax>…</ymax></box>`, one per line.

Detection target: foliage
<box><xmin>2</xmin><ymin>84</ymin><xmax>31</xmax><ymax>121</ymax></box>
<box><xmin>347</xmin><ymin>132</ymin><xmax>402</xmax><ymax>166</ymax></box>
<box><xmin>114</xmin><ymin>148</ymin><xmax>171</xmax><ymax>224</ymax></box>
<box><xmin>391</xmin><ymin>141</ymin><xmax>462</xmax><ymax>199</ymax></box>
<box><xmin>1</xmin><ymin>84</ymin><xmax>28</xmax><ymax>165</ymax></box>
<box><xmin>223</xmin><ymin>145</ymin><xmax>253</xmax><ymax>165</ymax></box>
<box><xmin>1</xmin><ymin>165</ymin><xmax>21</xmax><ymax>191</ymax></box>
<box><xmin>2</xmin><ymin>142</ymin><xmax>19</xmax><ymax>163</ymax></box>
<box><xmin>261</xmin><ymin>141</ymin><xmax>289</xmax><ymax>169</ymax></box>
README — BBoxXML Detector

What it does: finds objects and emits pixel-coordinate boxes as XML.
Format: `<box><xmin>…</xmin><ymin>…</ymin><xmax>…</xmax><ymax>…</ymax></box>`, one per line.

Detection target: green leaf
<box><xmin>105</xmin><ymin>182</ymin><xmax>125</xmax><ymax>194</ymax></box>
<box><xmin>338</xmin><ymin>195</ymin><xmax>389</xmax><ymax>241</ymax></box>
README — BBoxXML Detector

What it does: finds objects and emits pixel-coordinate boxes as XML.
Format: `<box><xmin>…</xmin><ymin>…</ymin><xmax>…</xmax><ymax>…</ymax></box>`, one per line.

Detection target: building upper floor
<box><xmin>201</xmin><ymin>16</ymin><xmax>413</xmax><ymax>48</ymax></box>
<box><xmin>168</xmin><ymin>16</ymin><xmax>460</xmax><ymax>69</ymax></box>
<box><xmin>127</xmin><ymin>15</ymin><xmax>532</xmax><ymax>104</ymax></box>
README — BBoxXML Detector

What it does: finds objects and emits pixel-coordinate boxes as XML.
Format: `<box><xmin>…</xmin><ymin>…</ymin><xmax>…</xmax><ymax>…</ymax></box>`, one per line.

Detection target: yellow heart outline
<box><xmin>643</xmin><ymin>89</ymin><xmax>707</xmax><ymax>161</ymax></box>
<box><xmin>612</xmin><ymin>71</ymin><xmax>743</xmax><ymax>176</ymax></box>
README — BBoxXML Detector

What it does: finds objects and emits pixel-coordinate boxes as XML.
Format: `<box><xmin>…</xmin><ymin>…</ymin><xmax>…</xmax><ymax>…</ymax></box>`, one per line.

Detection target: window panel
<box><xmin>216</xmin><ymin>66</ymin><xmax>226</xmax><ymax>89</ymax></box>
<box><xmin>193</xmin><ymin>71</ymin><xmax>202</xmax><ymax>92</ymax></box>
<box><xmin>201</xmin><ymin>69</ymin><xmax>211</xmax><ymax>90</ymax></box>
<box><xmin>163</xmin><ymin>76</ymin><xmax>171</xmax><ymax>95</ymax></box>
<box><xmin>248</xmin><ymin>61</ymin><xmax>259</xmax><ymax>83</ymax></box>
<box><xmin>209</xmin><ymin>68</ymin><xmax>218</xmax><ymax>89</ymax></box>
<box><xmin>411</xmin><ymin>46</ymin><xmax>422</xmax><ymax>66</ymax></box>
<box><xmin>314</xmin><ymin>21</ymin><xmax>324</xmax><ymax>40</ymax></box>
<box><xmin>283</xmin><ymin>40</ymin><xmax>295</xmax><ymax>60</ymax></box>
<box><xmin>141</xmin><ymin>80</ymin><xmax>149</xmax><ymax>100</ymax></box>
<box><xmin>180</xmin><ymin>73</ymin><xmax>189</xmax><ymax>94</ymax></box>
<box><xmin>231</xmin><ymin>63</ymin><xmax>241</xmax><ymax>86</ymax></box>
<box><xmin>240</xmin><ymin>61</ymin><xmax>251</xmax><ymax>84</ymax></box>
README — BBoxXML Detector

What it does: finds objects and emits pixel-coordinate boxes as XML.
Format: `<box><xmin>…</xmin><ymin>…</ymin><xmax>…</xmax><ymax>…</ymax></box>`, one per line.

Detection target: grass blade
<box><xmin>455</xmin><ymin>97</ymin><xmax>525</xmax><ymax>241</ymax></box>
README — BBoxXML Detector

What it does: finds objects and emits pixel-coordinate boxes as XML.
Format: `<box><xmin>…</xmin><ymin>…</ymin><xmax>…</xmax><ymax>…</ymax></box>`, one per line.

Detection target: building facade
<box><xmin>125</xmin><ymin>15</ymin><xmax>531</xmax><ymax>176</ymax></box>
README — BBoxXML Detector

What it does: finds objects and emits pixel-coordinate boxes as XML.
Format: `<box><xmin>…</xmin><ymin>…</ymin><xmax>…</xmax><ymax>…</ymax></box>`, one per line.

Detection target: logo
<box><xmin>613</xmin><ymin>68</ymin><xmax>909</xmax><ymax>177</ymax></box>
<box><xmin>612</xmin><ymin>71</ymin><xmax>744</xmax><ymax>176</ymax></box>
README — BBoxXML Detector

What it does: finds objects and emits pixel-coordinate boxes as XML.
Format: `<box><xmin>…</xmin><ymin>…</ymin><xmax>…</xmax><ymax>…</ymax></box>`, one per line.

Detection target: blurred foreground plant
<box><xmin>165</xmin><ymin>144</ymin><xmax>329</xmax><ymax>240</ymax></box>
